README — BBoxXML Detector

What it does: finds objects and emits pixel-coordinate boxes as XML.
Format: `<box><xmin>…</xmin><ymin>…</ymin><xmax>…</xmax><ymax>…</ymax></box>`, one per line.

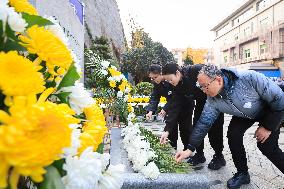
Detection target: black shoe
<box><xmin>187</xmin><ymin>154</ymin><xmax>206</xmax><ymax>166</ymax></box>
<box><xmin>227</xmin><ymin>172</ymin><xmax>250</xmax><ymax>189</ymax></box>
<box><xmin>208</xmin><ymin>154</ymin><xmax>226</xmax><ymax>170</ymax></box>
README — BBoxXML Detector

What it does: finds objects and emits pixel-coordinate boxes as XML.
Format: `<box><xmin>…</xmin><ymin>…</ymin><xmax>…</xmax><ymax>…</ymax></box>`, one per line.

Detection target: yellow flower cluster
<box><xmin>19</xmin><ymin>25</ymin><xmax>73</xmax><ymax>79</ymax></box>
<box><xmin>9</xmin><ymin>0</ymin><xmax>38</xmax><ymax>15</ymax></box>
<box><xmin>108</xmin><ymin>67</ymin><xmax>121</xmax><ymax>77</ymax></box>
<box><xmin>127</xmin><ymin>96</ymin><xmax>150</xmax><ymax>103</ymax></box>
<box><xmin>127</xmin><ymin>96</ymin><xmax>167</xmax><ymax>104</ymax></box>
<box><xmin>109</xmin><ymin>80</ymin><xmax>116</xmax><ymax>88</ymax></box>
<box><xmin>78</xmin><ymin>103</ymin><xmax>108</xmax><ymax>154</ymax></box>
<box><xmin>0</xmin><ymin>51</ymin><xmax>45</xmax><ymax>97</ymax></box>
<box><xmin>118</xmin><ymin>79</ymin><xmax>131</xmax><ymax>92</ymax></box>
<box><xmin>0</xmin><ymin>96</ymin><xmax>79</xmax><ymax>188</ymax></box>
<box><xmin>127</xmin><ymin>104</ymin><xmax>134</xmax><ymax>113</ymax></box>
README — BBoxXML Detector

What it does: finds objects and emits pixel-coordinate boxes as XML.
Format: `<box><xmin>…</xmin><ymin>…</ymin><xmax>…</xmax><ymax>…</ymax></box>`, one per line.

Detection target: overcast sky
<box><xmin>116</xmin><ymin>0</ymin><xmax>247</xmax><ymax>50</ymax></box>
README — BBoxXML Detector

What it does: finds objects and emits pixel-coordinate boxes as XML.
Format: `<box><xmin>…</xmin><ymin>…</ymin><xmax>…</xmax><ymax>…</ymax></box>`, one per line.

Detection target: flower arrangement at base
<box><xmin>0</xmin><ymin>1</ymin><xmax>124</xmax><ymax>188</ymax></box>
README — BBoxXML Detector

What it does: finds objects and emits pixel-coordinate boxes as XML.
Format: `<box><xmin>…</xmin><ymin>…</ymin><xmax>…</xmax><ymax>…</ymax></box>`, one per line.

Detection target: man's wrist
<box><xmin>187</xmin><ymin>144</ymin><xmax>196</xmax><ymax>157</ymax></box>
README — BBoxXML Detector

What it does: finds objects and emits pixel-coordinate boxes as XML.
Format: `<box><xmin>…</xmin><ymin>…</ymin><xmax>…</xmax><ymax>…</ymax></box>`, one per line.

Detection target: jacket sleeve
<box><xmin>146</xmin><ymin>85</ymin><xmax>160</xmax><ymax>112</ymax></box>
<box><xmin>249</xmin><ymin>72</ymin><xmax>284</xmax><ymax>130</ymax></box>
<box><xmin>163</xmin><ymin>93</ymin><xmax>183</xmax><ymax>133</ymax></box>
<box><xmin>188</xmin><ymin>100</ymin><xmax>221</xmax><ymax>149</ymax></box>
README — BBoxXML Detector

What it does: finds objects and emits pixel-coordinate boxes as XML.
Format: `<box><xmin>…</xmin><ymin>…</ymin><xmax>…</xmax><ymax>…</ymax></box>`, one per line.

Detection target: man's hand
<box><xmin>255</xmin><ymin>126</ymin><xmax>271</xmax><ymax>143</ymax></box>
<box><xmin>160</xmin><ymin>131</ymin><xmax>169</xmax><ymax>144</ymax></box>
<box><xmin>146</xmin><ymin>111</ymin><xmax>153</xmax><ymax>121</ymax></box>
<box><xmin>158</xmin><ymin>109</ymin><xmax>166</xmax><ymax>118</ymax></box>
<box><xmin>175</xmin><ymin>149</ymin><xmax>192</xmax><ymax>163</ymax></box>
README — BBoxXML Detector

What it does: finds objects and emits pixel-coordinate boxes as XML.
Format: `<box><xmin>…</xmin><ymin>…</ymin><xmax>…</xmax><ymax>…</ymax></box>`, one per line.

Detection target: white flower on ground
<box><xmin>62</xmin><ymin>124</ymin><xmax>82</xmax><ymax>157</ymax></box>
<box><xmin>117</xmin><ymin>91</ymin><xmax>123</xmax><ymax>98</ymax></box>
<box><xmin>101</xmin><ymin>60</ymin><xmax>110</xmax><ymax>69</ymax></box>
<box><xmin>141</xmin><ymin>162</ymin><xmax>160</xmax><ymax>180</ymax></box>
<box><xmin>60</xmin><ymin>82</ymin><xmax>95</xmax><ymax>114</ymax></box>
<box><xmin>98</xmin><ymin>164</ymin><xmax>125</xmax><ymax>189</ymax></box>
<box><xmin>62</xmin><ymin>148</ymin><xmax>103</xmax><ymax>189</ymax></box>
<box><xmin>101</xmin><ymin>69</ymin><xmax>108</xmax><ymax>76</ymax></box>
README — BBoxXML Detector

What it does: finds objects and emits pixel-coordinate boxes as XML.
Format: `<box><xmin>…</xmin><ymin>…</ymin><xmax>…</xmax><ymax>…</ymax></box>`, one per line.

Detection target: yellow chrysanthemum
<box><xmin>19</xmin><ymin>25</ymin><xmax>72</xmax><ymax>76</ymax></box>
<box><xmin>0</xmin><ymin>51</ymin><xmax>45</xmax><ymax>97</ymax></box>
<box><xmin>109</xmin><ymin>80</ymin><xmax>116</xmax><ymax>88</ymax></box>
<box><xmin>78</xmin><ymin>104</ymin><xmax>107</xmax><ymax>154</ymax></box>
<box><xmin>127</xmin><ymin>104</ymin><xmax>134</xmax><ymax>113</ymax></box>
<box><xmin>9</xmin><ymin>0</ymin><xmax>38</xmax><ymax>15</ymax></box>
<box><xmin>118</xmin><ymin>79</ymin><xmax>128</xmax><ymax>92</ymax></box>
<box><xmin>108</xmin><ymin>67</ymin><xmax>121</xmax><ymax>77</ymax></box>
<box><xmin>0</xmin><ymin>98</ymin><xmax>79</xmax><ymax>188</ymax></box>
<box><xmin>160</xmin><ymin>96</ymin><xmax>167</xmax><ymax>103</ymax></box>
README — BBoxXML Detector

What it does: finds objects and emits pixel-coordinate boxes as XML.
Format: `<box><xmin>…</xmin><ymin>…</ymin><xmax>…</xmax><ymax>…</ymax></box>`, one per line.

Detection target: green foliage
<box><xmin>132</xmin><ymin>82</ymin><xmax>153</xmax><ymax>96</ymax></box>
<box><xmin>22</xmin><ymin>13</ymin><xmax>53</xmax><ymax>28</ymax></box>
<box><xmin>57</xmin><ymin>64</ymin><xmax>80</xmax><ymax>90</ymax></box>
<box><xmin>183</xmin><ymin>55</ymin><xmax>194</xmax><ymax>65</ymax></box>
<box><xmin>121</xmin><ymin>29</ymin><xmax>175</xmax><ymax>83</ymax></box>
<box><xmin>140</xmin><ymin>127</ymin><xmax>189</xmax><ymax>173</ymax></box>
<box><xmin>89</xmin><ymin>36</ymin><xmax>113</xmax><ymax>60</ymax></box>
<box><xmin>38</xmin><ymin>166</ymin><xmax>65</xmax><ymax>189</ymax></box>
<box><xmin>110</xmin><ymin>97</ymin><xmax>128</xmax><ymax>123</ymax></box>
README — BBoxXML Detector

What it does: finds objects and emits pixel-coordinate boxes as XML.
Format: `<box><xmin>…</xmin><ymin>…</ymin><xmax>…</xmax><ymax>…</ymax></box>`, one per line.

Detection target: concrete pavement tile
<box><xmin>251</xmin><ymin>175</ymin><xmax>281</xmax><ymax>189</ymax></box>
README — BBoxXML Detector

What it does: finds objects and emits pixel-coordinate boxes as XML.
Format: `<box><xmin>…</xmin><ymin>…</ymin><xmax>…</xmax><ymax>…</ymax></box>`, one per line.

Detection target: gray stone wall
<box><xmin>32</xmin><ymin>0</ymin><xmax>85</xmax><ymax>73</ymax></box>
<box><xmin>83</xmin><ymin>0</ymin><xmax>125</xmax><ymax>57</ymax></box>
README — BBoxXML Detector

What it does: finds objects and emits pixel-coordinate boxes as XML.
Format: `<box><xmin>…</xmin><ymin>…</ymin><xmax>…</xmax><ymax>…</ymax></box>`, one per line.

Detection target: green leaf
<box><xmin>53</xmin><ymin>92</ymin><xmax>71</xmax><ymax>104</ymax></box>
<box><xmin>57</xmin><ymin>64</ymin><xmax>80</xmax><ymax>90</ymax></box>
<box><xmin>52</xmin><ymin>159</ymin><xmax>67</xmax><ymax>177</ymax></box>
<box><xmin>3</xmin><ymin>38</ymin><xmax>26</xmax><ymax>52</ymax></box>
<box><xmin>22</xmin><ymin>13</ymin><xmax>54</xmax><ymax>28</ymax></box>
<box><xmin>96</xmin><ymin>143</ymin><xmax>104</xmax><ymax>154</ymax></box>
<box><xmin>39</xmin><ymin>166</ymin><xmax>65</xmax><ymax>189</ymax></box>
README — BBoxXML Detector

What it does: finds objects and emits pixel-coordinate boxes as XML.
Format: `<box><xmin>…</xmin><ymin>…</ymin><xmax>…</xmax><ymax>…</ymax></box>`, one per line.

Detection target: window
<box><xmin>244</xmin><ymin>27</ymin><xmax>250</xmax><ymax>37</ymax></box>
<box><xmin>245</xmin><ymin>49</ymin><xmax>250</xmax><ymax>58</ymax></box>
<box><xmin>224</xmin><ymin>56</ymin><xmax>228</xmax><ymax>63</ymax></box>
<box><xmin>260</xmin><ymin>17</ymin><xmax>268</xmax><ymax>27</ymax></box>
<box><xmin>256</xmin><ymin>0</ymin><xmax>272</xmax><ymax>11</ymax></box>
<box><xmin>260</xmin><ymin>44</ymin><xmax>267</xmax><ymax>54</ymax></box>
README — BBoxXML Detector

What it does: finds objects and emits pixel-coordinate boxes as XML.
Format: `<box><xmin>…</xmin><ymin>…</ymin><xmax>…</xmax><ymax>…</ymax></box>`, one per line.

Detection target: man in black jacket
<box><xmin>145</xmin><ymin>64</ymin><xmax>179</xmax><ymax>149</ymax></box>
<box><xmin>160</xmin><ymin>63</ymin><xmax>225</xmax><ymax>170</ymax></box>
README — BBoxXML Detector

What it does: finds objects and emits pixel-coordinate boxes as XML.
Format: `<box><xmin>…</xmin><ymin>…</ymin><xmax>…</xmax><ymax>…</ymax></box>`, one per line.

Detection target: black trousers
<box><xmin>227</xmin><ymin>116</ymin><xmax>284</xmax><ymax>173</ymax></box>
<box><xmin>168</xmin><ymin>102</ymin><xmax>195</xmax><ymax>150</ymax></box>
<box><xmin>193</xmin><ymin>99</ymin><xmax>224</xmax><ymax>156</ymax></box>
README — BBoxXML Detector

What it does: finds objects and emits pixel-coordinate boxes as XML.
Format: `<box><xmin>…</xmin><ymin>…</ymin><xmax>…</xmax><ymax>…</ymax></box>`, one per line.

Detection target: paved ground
<box><xmin>142</xmin><ymin>114</ymin><xmax>284</xmax><ymax>189</ymax></box>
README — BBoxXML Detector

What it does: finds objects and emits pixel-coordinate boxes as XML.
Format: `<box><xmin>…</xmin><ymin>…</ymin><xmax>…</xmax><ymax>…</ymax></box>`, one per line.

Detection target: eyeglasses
<box><xmin>196</xmin><ymin>77</ymin><xmax>216</xmax><ymax>90</ymax></box>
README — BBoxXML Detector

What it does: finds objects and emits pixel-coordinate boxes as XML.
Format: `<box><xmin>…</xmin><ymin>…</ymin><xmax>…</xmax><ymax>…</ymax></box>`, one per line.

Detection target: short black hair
<box><xmin>148</xmin><ymin>64</ymin><xmax>162</xmax><ymax>74</ymax></box>
<box><xmin>162</xmin><ymin>63</ymin><xmax>181</xmax><ymax>75</ymax></box>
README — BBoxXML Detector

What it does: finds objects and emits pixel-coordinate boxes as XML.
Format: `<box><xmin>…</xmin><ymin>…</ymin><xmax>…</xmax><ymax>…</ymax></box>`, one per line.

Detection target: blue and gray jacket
<box><xmin>188</xmin><ymin>68</ymin><xmax>284</xmax><ymax>149</ymax></box>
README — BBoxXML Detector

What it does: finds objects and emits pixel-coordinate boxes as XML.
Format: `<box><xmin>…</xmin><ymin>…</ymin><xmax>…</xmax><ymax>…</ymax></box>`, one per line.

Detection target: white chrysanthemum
<box><xmin>60</xmin><ymin>82</ymin><xmax>95</xmax><ymax>114</ymax></box>
<box><xmin>7</xmin><ymin>11</ymin><xmax>27</xmax><ymax>32</ymax></box>
<box><xmin>98</xmin><ymin>164</ymin><xmax>125</xmax><ymax>189</ymax></box>
<box><xmin>107</xmin><ymin>76</ymin><xmax>115</xmax><ymax>81</ymax></box>
<box><xmin>101</xmin><ymin>60</ymin><xmax>110</xmax><ymax>69</ymax></box>
<box><xmin>101</xmin><ymin>69</ymin><xmax>108</xmax><ymax>76</ymax></box>
<box><xmin>141</xmin><ymin>162</ymin><xmax>160</xmax><ymax>180</ymax></box>
<box><xmin>62</xmin><ymin>148</ymin><xmax>103</xmax><ymax>189</ymax></box>
<box><xmin>62</xmin><ymin>124</ymin><xmax>82</xmax><ymax>157</ymax></box>
<box><xmin>45</xmin><ymin>16</ymin><xmax>69</xmax><ymax>46</ymax></box>
<box><xmin>117</xmin><ymin>91</ymin><xmax>123</xmax><ymax>98</ymax></box>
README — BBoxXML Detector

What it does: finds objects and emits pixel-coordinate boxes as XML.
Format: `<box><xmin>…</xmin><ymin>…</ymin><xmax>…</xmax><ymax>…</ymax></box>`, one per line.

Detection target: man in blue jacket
<box><xmin>175</xmin><ymin>64</ymin><xmax>284</xmax><ymax>189</ymax></box>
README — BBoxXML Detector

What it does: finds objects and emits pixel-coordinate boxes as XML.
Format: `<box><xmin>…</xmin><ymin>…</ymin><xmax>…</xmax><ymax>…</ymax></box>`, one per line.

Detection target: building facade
<box><xmin>211</xmin><ymin>0</ymin><xmax>284</xmax><ymax>76</ymax></box>
<box><xmin>171</xmin><ymin>48</ymin><xmax>185</xmax><ymax>66</ymax></box>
